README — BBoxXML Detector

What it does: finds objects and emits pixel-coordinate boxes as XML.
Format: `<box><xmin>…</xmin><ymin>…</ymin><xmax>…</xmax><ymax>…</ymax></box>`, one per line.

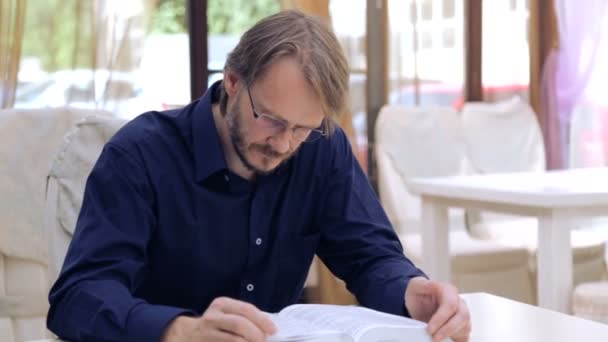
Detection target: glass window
<box><xmin>443</xmin><ymin>0</ymin><xmax>455</xmax><ymax>18</ymax></box>
<box><xmin>421</xmin><ymin>31</ymin><xmax>433</xmax><ymax>49</ymax></box>
<box><xmin>389</xmin><ymin>0</ymin><xmax>464</xmax><ymax>108</ymax></box>
<box><xmin>442</xmin><ymin>27</ymin><xmax>455</xmax><ymax>48</ymax></box>
<box><xmin>16</xmin><ymin>0</ymin><xmax>190</xmax><ymax>119</ymax></box>
<box><xmin>421</xmin><ymin>0</ymin><xmax>433</xmax><ymax>21</ymax></box>
<box><xmin>330</xmin><ymin>0</ymin><xmax>368</xmax><ymax>171</ymax></box>
<box><xmin>482</xmin><ymin>0</ymin><xmax>530</xmax><ymax>102</ymax></box>
<box><xmin>207</xmin><ymin>0</ymin><xmax>280</xmax><ymax>79</ymax></box>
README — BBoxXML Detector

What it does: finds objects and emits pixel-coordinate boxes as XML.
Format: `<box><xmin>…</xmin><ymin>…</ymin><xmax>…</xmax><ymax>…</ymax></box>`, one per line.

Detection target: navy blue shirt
<box><xmin>47</xmin><ymin>82</ymin><xmax>425</xmax><ymax>342</ymax></box>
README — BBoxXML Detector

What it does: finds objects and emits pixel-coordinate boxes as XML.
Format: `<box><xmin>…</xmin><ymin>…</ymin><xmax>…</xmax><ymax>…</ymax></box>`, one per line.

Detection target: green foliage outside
<box><xmin>150</xmin><ymin>0</ymin><xmax>188</xmax><ymax>34</ymax></box>
<box><xmin>207</xmin><ymin>0</ymin><xmax>280</xmax><ymax>34</ymax></box>
<box><xmin>21</xmin><ymin>0</ymin><xmax>96</xmax><ymax>71</ymax></box>
<box><xmin>20</xmin><ymin>0</ymin><xmax>280</xmax><ymax>71</ymax></box>
<box><xmin>150</xmin><ymin>0</ymin><xmax>280</xmax><ymax>34</ymax></box>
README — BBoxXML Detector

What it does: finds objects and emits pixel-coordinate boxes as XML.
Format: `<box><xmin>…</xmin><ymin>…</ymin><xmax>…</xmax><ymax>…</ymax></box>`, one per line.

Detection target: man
<box><xmin>48</xmin><ymin>10</ymin><xmax>471</xmax><ymax>342</ymax></box>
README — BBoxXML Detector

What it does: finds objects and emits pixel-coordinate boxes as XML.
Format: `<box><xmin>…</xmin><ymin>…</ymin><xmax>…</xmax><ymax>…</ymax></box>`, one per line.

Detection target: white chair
<box><xmin>375</xmin><ymin>105</ymin><xmax>534</xmax><ymax>303</ymax></box>
<box><xmin>461</xmin><ymin>96</ymin><xmax>607</xmax><ymax>300</ymax></box>
<box><xmin>44</xmin><ymin>115</ymin><xmax>127</xmax><ymax>287</ymax></box>
<box><xmin>0</xmin><ymin>108</ymin><xmax>110</xmax><ymax>342</ymax></box>
<box><xmin>572</xmin><ymin>281</ymin><xmax>608</xmax><ymax>324</ymax></box>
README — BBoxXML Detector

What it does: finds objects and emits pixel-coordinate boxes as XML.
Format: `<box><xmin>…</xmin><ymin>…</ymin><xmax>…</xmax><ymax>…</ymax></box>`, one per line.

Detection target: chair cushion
<box><xmin>398</xmin><ymin>230</ymin><xmax>529</xmax><ymax>273</ymax></box>
<box><xmin>573</xmin><ymin>281</ymin><xmax>608</xmax><ymax>323</ymax></box>
<box><xmin>398</xmin><ymin>230</ymin><xmax>534</xmax><ymax>303</ymax></box>
<box><xmin>50</xmin><ymin>115</ymin><xmax>127</xmax><ymax>236</ymax></box>
<box><xmin>468</xmin><ymin>218</ymin><xmax>606</xmax><ymax>263</ymax></box>
<box><xmin>0</xmin><ymin>108</ymin><xmax>110</xmax><ymax>263</ymax></box>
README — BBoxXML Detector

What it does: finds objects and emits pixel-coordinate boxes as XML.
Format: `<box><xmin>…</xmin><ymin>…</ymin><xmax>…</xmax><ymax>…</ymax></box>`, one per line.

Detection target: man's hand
<box><xmin>162</xmin><ymin>297</ymin><xmax>277</xmax><ymax>342</ymax></box>
<box><xmin>405</xmin><ymin>277</ymin><xmax>471</xmax><ymax>342</ymax></box>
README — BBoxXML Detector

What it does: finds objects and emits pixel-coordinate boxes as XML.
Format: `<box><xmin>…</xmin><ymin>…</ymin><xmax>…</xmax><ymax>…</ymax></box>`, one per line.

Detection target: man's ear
<box><xmin>223</xmin><ymin>70</ymin><xmax>242</xmax><ymax>97</ymax></box>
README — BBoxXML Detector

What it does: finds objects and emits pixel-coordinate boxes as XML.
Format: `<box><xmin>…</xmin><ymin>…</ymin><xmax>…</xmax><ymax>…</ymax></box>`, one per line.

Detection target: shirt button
<box><xmin>246</xmin><ymin>283</ymin><xmax>254</xmax><ymax>292</ymax></box>
<box><xmin>255</xmin><ymin>238</ymin><xmax>262</xmax><ymax>246</ymax></box>
<box><xmin>224</xmin><ymin>174</ymin><xmax>230</xmax><ymax>182</ymax></box>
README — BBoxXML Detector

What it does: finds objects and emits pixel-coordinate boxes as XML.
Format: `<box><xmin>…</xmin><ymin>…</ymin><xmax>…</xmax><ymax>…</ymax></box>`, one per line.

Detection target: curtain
<box><xmin>0</xmin><ymin>0</ymin><xmax>26</xmax><ymax>108</ymax></box>
<box><xmin>541</xmin><ymin>0</ymin><xmax>608</xmax><ymax>168</ymax></box>
<box><xmin>6</xmin><ymin>0</ymin><xmax>157</xmax><ymax>113</ymax></box>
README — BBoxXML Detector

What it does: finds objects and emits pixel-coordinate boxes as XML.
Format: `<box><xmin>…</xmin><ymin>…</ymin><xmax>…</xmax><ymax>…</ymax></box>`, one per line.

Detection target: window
<box><xmin>482</xmin><ymin>0</ymin><xmax>530</xmax><ymax>102</ymax></box>
<box><xmin>421</xmin><ymin>31</ymin><xmax>433</xmax><ymax>49</ymax></box>
<box><xmin>421</xmin><ymin>0</ymin><xmax>433</xmax><ymax>21</ymax></box>
<box><xmin>15</xmin><ymin>0</ymin><xmax>189</xmax><ymax>118</ymax></box>
<box><xmin>206</xmin><ymin>0</ymin><xmax>281</xmax><ymax>84</ymax></box>
<box><xmin>389</xmin><ymin>0</ymin><xmax>464</xmax><ymax>107</ymax></box>
<box><xmin>443</xmin><ymin>0</ymin><xmax>455</xmax><ymax>18</ymax></box>
<box><xmin>331</xmin><ymin>0</ymin><xmax>368</xmax><ymax>170</ymax></box>
<box><xmin>442</xmin><ymin>27</ymin><xmax>455</xmax><ymax>48</ymax></box>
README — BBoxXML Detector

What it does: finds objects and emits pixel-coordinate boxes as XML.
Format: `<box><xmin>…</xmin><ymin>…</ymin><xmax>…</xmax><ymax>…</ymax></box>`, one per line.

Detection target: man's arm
<box><xmin>314</xmin><ymin>131</ymin><xmax>471</xmax><ymax>342</ymax></box>
<box><xmin>314</xmin><ymin>130</ymin><xmax>426</xmax><ymax>316</ymax></box>
<box><xmin>47</xmin><ymin>143</ymin><xmax>193</xmax><ymax>341</ymax></box>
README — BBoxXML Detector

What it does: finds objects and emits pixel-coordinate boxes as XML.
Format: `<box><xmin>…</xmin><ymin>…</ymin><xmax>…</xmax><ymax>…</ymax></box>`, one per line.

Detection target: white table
<box><xmin>34</xmin><ymin>293</ymin><xmax>608</xmax><ymax>342</ymax></box>
<box><xmin>408</xmin><ymin>167</ymin><xmax>608</xmax><ymax>313</ymax></box>
<box><xmin>463</xmin><ymin>292</ymin><xmax>608</xmax><ymax>341</ymax></box>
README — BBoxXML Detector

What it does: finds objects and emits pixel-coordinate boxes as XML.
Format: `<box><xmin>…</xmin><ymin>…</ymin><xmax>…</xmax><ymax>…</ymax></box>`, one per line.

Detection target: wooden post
<box><xmin>187</xmin><ymin>0</ymin><xmax>208</xmax><ymax>100</ymax></box>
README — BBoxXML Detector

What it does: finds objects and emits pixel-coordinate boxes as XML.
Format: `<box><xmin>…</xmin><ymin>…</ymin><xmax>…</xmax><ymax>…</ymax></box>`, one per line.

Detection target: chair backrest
<box><xmin>461</xmin><ymin>97</ymin><xmax>547</xmax><ymax>238</ymax></box>
<box><xmin>0</xmin><ymin>107</ymin><xmax>111</xmax><ymax>342</ymax></box>
<box><xmin>461</xmin><ymin>96</ymin><xmax>546</xmax><ymax>173</ymax></box>
<box><xmin>0</xmin><ymin>108</ymin><xmax>111</xmax><ymax>265</ymax></box>
<box><xmin>375</xmin><ymin>105</ymin><xmax>465</xmax><ymax>234</ymax></box>
<box><xmin>44</xmin><ymin>115</ymin><xmax>127</xmax><ymax>286</ymax></box>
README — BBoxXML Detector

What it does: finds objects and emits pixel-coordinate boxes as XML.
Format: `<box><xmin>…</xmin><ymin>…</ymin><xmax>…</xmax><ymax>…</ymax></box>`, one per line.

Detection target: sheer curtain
<box><xmin>4</xmin><ymin>0</ymin><xmax>158</xmax><ymax>115</ymax></box>
<box><xmin>0</xmin><ymin>0</ymin><xmax>26</xmax><ymax>108</ymax></box>
<box><xmin>541</xmin><ymin>0</ymin><xmax>608</xmax><ymax>168</ymax></box>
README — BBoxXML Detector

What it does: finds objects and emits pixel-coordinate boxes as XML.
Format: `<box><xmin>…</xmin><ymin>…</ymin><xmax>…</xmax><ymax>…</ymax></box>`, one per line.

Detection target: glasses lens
<box><xmin>258</xmin><ymin>114</ymin><xmax>286</xmax><ymax>135</ymax></box>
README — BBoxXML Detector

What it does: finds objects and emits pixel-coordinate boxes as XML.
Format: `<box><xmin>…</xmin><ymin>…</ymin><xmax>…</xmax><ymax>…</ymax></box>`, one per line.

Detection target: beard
<box><xmin>225</xmin><ymin>99</ymin><xmax>296</xmax><ymax>176</ymax></box>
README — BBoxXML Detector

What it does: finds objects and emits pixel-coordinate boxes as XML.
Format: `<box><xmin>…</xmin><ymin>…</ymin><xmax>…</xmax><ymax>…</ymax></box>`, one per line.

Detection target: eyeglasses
<box><xmin>247</xmin><ymin>86</ymin><xmax>326</xmax><ymax>143</ymax></box>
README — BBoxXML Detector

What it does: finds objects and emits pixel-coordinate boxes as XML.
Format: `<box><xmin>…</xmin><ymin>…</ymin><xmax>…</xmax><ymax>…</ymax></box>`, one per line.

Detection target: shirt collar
<box><xmin>193</xmin><ymin>81</ymin><xmax>228</xmax><ymax>182</ymax></box>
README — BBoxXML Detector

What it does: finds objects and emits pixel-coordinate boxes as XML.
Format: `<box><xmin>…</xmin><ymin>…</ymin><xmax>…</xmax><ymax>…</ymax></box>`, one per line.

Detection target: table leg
<box><xmin>421</xmin><ymin>197</ymin><xmax>450</xmax><ymax>282</ymax></box>
<box><xmin>537</xmin><ymin>209</ymin><xmax>572</xmax><ymax>313</ymax></box>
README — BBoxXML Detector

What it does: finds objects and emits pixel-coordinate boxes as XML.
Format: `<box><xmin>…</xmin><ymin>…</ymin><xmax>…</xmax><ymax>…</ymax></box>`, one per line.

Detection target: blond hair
<box><xmin>219</xmin><ymin>10</ymin><xmax>350</xmax><ymax>134</ymax></box>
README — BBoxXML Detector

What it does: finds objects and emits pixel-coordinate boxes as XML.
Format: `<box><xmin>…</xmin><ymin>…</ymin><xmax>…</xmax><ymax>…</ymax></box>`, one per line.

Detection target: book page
<box><xmin>266</xmin><ymin>312</ymin><xmax>353</xmax><ymax>342</ymax></box>
<box><xmin>278</xmin><ymin>304</ymin><xmax>430</xmax><ymax>341</ymax></box>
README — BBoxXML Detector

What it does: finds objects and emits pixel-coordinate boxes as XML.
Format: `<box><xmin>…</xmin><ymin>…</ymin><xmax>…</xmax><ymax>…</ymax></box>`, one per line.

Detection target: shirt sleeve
<box><xmin>47</xmin><ymin>142</ymin><xmax>194</xmax><ymax>342</ymax></box>
<box><xmin>315</xmin><ymin>129</ymin><xmax>427</xmax><ymax>317</ymax></box>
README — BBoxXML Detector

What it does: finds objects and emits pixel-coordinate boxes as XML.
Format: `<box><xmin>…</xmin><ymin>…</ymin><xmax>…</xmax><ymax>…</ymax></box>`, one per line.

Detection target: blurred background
<box><xmin>4</xmin><ymin>0</ymin><xmax>605</xmax><ymax>179</ymax></box>
<box><xmin>2</xmin><ymin>2</ymin><xmax>608</xmax><ymax>339</ymax></box>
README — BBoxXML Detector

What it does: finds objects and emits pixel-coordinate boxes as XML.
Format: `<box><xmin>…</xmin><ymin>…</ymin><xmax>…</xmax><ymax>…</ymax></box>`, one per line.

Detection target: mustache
<box><xmin>252</xmin><ymin>144</ymin><xmax>287</xmax><ymax>158</ymax></box>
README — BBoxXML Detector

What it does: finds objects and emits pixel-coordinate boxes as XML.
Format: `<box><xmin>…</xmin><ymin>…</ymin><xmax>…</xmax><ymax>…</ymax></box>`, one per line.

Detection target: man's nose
<box><xmin>268</xmin><ymin>128</ymin><xmax>293</xmax><ymax>154</ymax></box>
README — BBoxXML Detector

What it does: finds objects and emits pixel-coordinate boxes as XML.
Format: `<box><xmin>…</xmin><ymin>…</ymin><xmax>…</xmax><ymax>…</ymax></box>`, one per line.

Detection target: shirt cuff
<box><xmin>126</xmin><ymin>303</ymin><xmax>196</xmax><ymax>341</ymax></box>
<box><xmin>382</xmin><ymin>273</ymin><xmax>429</xmax><ymax>318</ymax></box>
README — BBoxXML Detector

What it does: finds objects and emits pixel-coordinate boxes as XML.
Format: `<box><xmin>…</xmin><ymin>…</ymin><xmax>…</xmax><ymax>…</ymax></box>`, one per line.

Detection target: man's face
<box><xmin>224</xmin><ymin>58</ymin><xmax>325</xmax><ymax>175</ymax></box>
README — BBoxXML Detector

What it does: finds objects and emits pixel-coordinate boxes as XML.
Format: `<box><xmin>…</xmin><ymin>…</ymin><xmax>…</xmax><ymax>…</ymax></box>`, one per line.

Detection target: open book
<box><xmin>266</xmin><ymin>304</ymin><xmax>447</xmax><ymax>342</ymax></box>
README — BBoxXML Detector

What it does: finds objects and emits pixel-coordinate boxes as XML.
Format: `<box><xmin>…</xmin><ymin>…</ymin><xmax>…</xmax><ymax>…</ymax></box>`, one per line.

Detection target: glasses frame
<box><xmin>246</xmin><ymin>86</ymin><xmax>326</xmax><ymax>143</ymax></box>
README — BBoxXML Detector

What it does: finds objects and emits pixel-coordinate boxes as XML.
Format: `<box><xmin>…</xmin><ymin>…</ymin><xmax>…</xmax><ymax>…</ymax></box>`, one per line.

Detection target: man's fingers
<box><xmin>211</xmin><ymin>297</ymin><xmax>277</xmax><ymax>334</ymax></box>
<box><xmin>426</xmin><ymin>284</ymin><xmax>459</xmax><ymax>335</ymax></box>
<box><xmin>206</xmin><ymin>311</ymin><xmax>267</xmax><ymax>342</ymax></box>
<box><xmin>206</xmin><ymin>328</ymin><xmax>249</xmax><ymax>342</ymax></box>
<box><xmin>430</xmin><ymin>298</ymin><xmax>471</xmax><ymax>342</ymax></box>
